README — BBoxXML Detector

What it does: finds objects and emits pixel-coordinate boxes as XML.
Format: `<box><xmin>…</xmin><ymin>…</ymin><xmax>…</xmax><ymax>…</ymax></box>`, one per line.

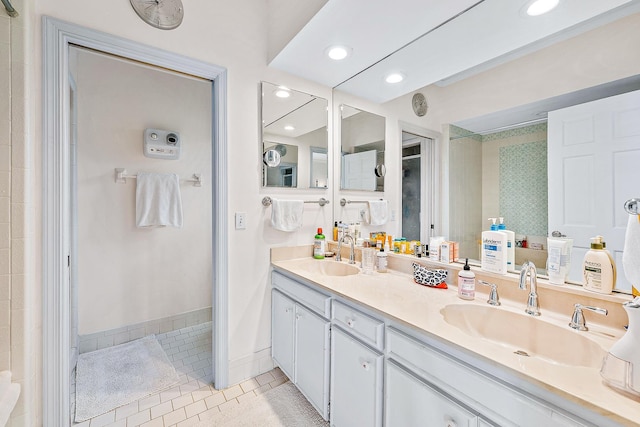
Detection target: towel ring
<box><xmin>625</xmin><ymin>198</ymin><xmax>640</xmax><ymax>215</ymax></box>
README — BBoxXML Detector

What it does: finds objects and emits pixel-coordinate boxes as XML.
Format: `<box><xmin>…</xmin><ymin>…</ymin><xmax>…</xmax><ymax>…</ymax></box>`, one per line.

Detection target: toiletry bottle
<box><xmin>498</xmin><ymin>217</ymin><xmax>515</xmax><ymax>271</ymax></box>
<box><xmin>313</xmin><ymin>228</ymin><xmax>326</xmax><ymax>259</ymax></box>
<box><xmin>582</xmin><ymin>235</ymin><xmax>616</xmax><ymax>294</ymax></box>
<box><xmin>333</xmin><ymin>221</ymin><xmax>339</xmax><ymax>241</ymax></box>
<box><xmin>385</xmin><ymin>235</ymin><xmax>392</xmax><ymax>252</ymax></box>
<box><xmin>481</xmin><ymin>218</ymin><xmax>508</xmax><ymax>274</ymax></box>
<box><xmin>458</xmin><ymin>258</ymin><xmax>475</xmax><ymax>300</ymax></box>
<box><xmin>377</xmin><ymin>247</ymin><xmax>388</xmax><ymax>273</ymax></box>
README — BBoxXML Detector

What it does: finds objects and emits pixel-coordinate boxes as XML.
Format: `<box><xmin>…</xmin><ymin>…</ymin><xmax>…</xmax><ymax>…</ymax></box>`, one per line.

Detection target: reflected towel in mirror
<box><xmin>271</xmin><ymin>199</ymin><xmax>304</xmax><ymax>232</ymax></box>
<box><xmin>623</xmin><ymin>214</ymin><xmax>640</xmax><ymax>291</ymax></box>
<box><xmin>136</xmin><ymin>172</ymin><xmax>183</xmax><ymax>228</ymax></box>
<box><xmin>365</xmin><ymin>199</ymin><xmax>388</xmax><ymax>226</ymax></box>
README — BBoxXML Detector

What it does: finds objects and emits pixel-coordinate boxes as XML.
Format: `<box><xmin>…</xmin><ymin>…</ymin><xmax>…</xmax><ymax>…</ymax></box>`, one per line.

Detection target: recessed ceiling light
<box><xmin>526</xmin><ymin>0</ymin><xmax>559</xmax><ymax>16</ymax></box>
<box><xmin>284</xmin><ymin>125</ymin><xmax>295</xmax><ymax>131</ymax></box>
<box><xmin>385</xmin><ymin>73</ymin><xmax>404</xmax><ymax>84</ymax></box>
<box><xmin>274</xmin><ymin>87</ymin><xmax>291</xmax><ymax>98</ymax></box>
<box><xmin>326</xmin><ymin>45</ymin><xmax>351</xmax><ymax>61</ymax></box>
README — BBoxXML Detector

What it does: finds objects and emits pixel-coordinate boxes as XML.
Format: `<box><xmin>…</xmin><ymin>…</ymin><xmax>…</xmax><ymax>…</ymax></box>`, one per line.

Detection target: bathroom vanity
<box><xmin>271</xmin><ymin>248</ymin><xmax>639</xmax><ymax>427</ymax></box>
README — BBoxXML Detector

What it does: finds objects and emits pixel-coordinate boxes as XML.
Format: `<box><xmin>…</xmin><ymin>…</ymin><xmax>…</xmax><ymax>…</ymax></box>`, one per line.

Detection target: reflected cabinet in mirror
<box><xmin>261</xmin><ymin>82</ymin><xmax>328</xmax><ymax>189</ymax></box>
<box><xmin>340</xmin><ymin>105</ymin><xmax>385</xmax><ymax>191</ymax></box>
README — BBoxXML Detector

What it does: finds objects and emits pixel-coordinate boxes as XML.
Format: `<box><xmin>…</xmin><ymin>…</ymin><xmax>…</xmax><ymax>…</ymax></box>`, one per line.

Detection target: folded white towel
<box><xmin>136</xmin><ymin>172</ymin><xmax>183</xmax><ymax>228</ymax></box>
<box><xmin>271</xmin><ymin>199</ymin><xmax>304</xmax><ymax>232</ymax></box>
<box><xmin>366</xmin><ymin>200</ymin><xmax>388</xmax><ymax>226</ymax></box>
<box><xmin>623</xmin><ymin>214</ymin><xmax>640</xmax><ymax>286</ymax></box>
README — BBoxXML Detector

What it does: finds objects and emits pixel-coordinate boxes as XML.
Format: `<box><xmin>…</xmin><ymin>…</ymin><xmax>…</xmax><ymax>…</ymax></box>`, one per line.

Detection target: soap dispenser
<box><xmin>498</xmin><ymin>217</ymin><xmax>515</xmax><ymax>271</ymax></box>
<box><xmin>601</xmin><ymin>297</ymin><xmax>640</xmax><ymax>399</ymax></box>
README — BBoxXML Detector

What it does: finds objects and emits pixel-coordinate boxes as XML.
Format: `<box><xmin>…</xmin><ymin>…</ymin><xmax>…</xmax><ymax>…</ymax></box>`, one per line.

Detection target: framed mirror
<box><xmin>340</xmin><ymin>105</ymin><xmax>386</xmax><ymax>191</ymax></box>
<box><xmin>261</xmin><ymin>82</ymin><xmax>328</xmax><ymax>189</ymax></box>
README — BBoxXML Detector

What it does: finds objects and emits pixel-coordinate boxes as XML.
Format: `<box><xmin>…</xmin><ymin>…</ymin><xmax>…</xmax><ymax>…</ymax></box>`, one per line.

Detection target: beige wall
<box><xmin>74</xmin><ymin>48</ymin><xmax>213</xmax><ymax>335</ymax></box>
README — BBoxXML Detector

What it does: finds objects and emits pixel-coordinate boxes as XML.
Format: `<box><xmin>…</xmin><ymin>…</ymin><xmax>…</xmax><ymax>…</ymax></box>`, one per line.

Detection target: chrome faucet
<box><xmin>336</xmin><ymin>234</ymin><xmax>356</xmax><ymax>264</ymax></box>
<box><xmin>519</xmin><ymin>261</ymin><xmax>540</xmax><ymax>316</ymax></box>
<box><xmin>569</xmin><ymin>303</ymin><xmax>608</xmax><ymax>331</ymax></box>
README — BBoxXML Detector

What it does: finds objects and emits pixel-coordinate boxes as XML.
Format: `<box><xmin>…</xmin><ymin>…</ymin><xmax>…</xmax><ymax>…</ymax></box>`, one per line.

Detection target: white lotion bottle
<box><xmin>481</xmin><ymin>218</ymin><xmax>508</xmax><ymax>275</ymax></box>
<box><xmin>498</xmin><ymin>217</ymin><xmax>515</xmax><ymax>271</ymax></box>
<box><xmin>582</xmin><ymin>235</ymin><xmax>616</xmax><ymax>294</ymax></box>
<box><xmin>458</xmin><ymin>258</ymin><xmax>475</xmax><ymax>300</ymax></box>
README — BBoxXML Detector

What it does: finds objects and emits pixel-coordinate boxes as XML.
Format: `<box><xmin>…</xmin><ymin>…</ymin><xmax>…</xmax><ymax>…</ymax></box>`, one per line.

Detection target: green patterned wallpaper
<box><xmin>499</xmin><ymin>140</ymin><xmax>548</xmax><ymax>236</ymax></box>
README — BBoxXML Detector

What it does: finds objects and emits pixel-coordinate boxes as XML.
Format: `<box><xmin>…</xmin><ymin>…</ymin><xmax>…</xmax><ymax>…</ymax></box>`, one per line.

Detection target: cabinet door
<box><xmin>295</xmin><ymin>304</ymin><xmax>330</xmax><ymax>420</ymax></box>
<box><xmin>271</xmin><ymin>290</ymin><xmax>295</xmax><ymax>381</ymax></box>
<box><xmin>386</xmin><ymin>361</ymin><xmax>479</xmax><ymax>427</ymax></box>
<box><xmin>331</xmin><ymin>328</ymin><xmax>383</xmax><ymax>427</ymax></box>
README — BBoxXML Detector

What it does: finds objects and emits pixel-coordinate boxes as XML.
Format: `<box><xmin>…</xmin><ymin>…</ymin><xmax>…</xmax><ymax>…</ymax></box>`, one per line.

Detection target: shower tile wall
<box><xmin>1</xmin><ymin>3</ymin><xmax>40</xmax><ymax>425</ymax></box>
<box><xmin>482</xmin><ymin>123</ymin><xmax>548</xmax><ymax>239</ymax></box>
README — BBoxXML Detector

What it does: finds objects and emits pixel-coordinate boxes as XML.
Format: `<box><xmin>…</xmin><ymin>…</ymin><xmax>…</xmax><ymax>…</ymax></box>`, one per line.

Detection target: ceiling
<box><xmin>269</xmin><ymin>0</ymin><xmax>640</xmax><ymax>104</ymax></box>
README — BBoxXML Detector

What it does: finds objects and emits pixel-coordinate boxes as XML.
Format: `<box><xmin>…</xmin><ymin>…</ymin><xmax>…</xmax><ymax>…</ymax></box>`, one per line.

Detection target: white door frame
<box><xmin>42</xmin><ymin>17</ymin><xmax>229</xmax><ymax>425</ymax></box>
<box><xmin>398</xmin><ymin>122</ymin><xmax>442</xmax><ymax>239</ymax></box>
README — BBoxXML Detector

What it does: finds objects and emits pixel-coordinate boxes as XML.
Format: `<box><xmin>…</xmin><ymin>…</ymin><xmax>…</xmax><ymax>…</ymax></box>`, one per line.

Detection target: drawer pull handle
<box><xmin>444</xmin><ymin>417</ymin><xmax>457</xmax><ymax>427</ymax></box>
<box><xmin>347</xmin><ymin>318</ymin><xmax>355</xmax><ymax>328</ymax></box>
<box><xmin>361</xmin><ymin>361</ymin><xmax>370</xmax><ymax>371</ymax></box>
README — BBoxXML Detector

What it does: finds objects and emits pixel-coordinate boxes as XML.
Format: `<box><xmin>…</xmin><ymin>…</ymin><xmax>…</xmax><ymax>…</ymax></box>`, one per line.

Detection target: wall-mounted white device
<box><xmin>143</xmin><ymin>128</ymin><xmax>181</xmax><ymax>160</ymax></box>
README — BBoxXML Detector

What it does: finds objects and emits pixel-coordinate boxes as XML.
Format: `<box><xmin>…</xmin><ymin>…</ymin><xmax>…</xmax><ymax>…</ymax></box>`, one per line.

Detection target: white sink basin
<box><xmin>299</xmin><ymin>261</ymin><xmax>360</xmax><ymax>277</ymax></box>
<box><xmin>440</xmin><ymin>304</ymin><xmax>605</xmax><ymax>368</ymax></box>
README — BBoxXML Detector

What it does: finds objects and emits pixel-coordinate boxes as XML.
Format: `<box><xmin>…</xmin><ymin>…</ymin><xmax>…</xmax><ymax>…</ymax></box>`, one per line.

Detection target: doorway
<box><xmin>401</xmin><ymin>131</ymin><xmax>435</xmax><ymax>243</ymax></box>
<box><xmin>43</xmin><ymin>18</ymin><xmax>229</xmax><ymax>426</ymax></box>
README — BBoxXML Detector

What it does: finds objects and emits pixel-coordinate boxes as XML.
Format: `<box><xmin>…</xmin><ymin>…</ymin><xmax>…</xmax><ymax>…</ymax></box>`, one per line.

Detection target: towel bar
<box><xmin>262</xmin><ymin>196</ymin><xmax>330</xmax><ymax>207</ymax></box>
<box><xmin>340</xmin><ymin>198</ymin><xmax>383</xmax><ymax>207</ymax></box>
<box><xmin>114</xmin><ymin>168</ymin><xmax>202</xmax><ymax>187</ymax></box>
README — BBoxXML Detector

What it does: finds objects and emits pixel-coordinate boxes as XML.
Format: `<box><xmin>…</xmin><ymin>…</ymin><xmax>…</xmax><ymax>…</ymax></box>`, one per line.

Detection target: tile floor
<box><xmin>72</xmin><ymin>322</ymin><xmax>289</xmax><ymax>427</ymax></box>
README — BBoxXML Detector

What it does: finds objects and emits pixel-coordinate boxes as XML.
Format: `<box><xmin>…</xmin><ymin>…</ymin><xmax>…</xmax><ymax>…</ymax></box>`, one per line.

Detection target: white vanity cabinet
<box><xmin>330</xmin><ymin>327</ymin><xmax>383</xmax><ymax>427</ymax></box>
<box><xmin>330</xmin><ymin>300</ymin><xmax>385</xmax><ymax>427</ymax></box>
<box><xmin>271</xmin><ymin>272</ymin><xmax>331</xmax><ymax>420</ymax></box>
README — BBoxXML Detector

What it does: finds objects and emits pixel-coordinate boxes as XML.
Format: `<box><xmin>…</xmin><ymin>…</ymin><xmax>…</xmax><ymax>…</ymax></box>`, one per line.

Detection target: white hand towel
<box><xmin>136</xmin><ymin>172</ymin><xmax>183</xmax><ymax>228</ymax></box>
<box><xmin>271</xmin><ymin>199</ymin><xmax>304</xmax><ymax>232</ymax></box>
<box><xmin>623</xmin><ymin>214</ymin><xmax>640</xmax><ymax>286</ymax></box>
<box><xmin>366</xmin><ymin>200</ymin><xmax>388</xmax><ymax>226</ymax></box>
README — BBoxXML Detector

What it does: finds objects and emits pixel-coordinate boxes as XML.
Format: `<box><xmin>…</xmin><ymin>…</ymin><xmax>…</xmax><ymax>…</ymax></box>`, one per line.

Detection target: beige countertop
<box><xmin>271</xmin><ymin>249</ymin><xmax>640</xmax><ymax>427</ymax></box>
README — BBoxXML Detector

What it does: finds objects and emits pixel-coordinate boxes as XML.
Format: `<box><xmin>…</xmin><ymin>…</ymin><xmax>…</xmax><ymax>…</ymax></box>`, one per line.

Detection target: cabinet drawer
<box><xmin>387</xmin><ymin>327</ymin><xmax>588</xmax><ymax>427</ymax></box>
<box><xmin>272</xmin><ymin>271</ymin><xmax>330</xmax><ymax>317</ymax></box>
<box><xmin>332</xmin><ymin>300</ymin><xmax>384</xmax><ymax>350</ymax></box>
<box><xmin>386</xmin><ymin>360</ymin><xmax>478</xmax><ymax>427</ymax></box>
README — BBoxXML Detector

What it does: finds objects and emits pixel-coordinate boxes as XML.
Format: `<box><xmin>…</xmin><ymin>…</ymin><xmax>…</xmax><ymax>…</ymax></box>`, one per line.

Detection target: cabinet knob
<box><xmin>361</xmin><ymin>361</ymin><xmax>370</xmax><ymax>371</ymax></box>
<box><xmin>347</xmin><ymin>318</ymin><xmax>355</xmax><ymax>328</ymax></box>
<box><xmin>285</xmin><ymin>308</ymin><xmax>292</xmax><ymax>313</ymax></box>
<box><xmin>444</xmin><ymin>418</ymin><xmax>457</xmax><ymax>427</ymax></box>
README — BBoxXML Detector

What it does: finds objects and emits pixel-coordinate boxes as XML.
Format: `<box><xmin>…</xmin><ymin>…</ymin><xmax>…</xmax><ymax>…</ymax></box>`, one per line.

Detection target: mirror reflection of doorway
<box><xmin>402</xmin><ymin>131</ymin><xmax>434</xmax><ymax>242</ymax></box>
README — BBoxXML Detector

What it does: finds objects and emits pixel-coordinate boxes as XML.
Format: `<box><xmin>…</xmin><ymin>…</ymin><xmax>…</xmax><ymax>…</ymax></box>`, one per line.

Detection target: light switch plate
<box><xmin>235</xmin><ymin>212</ymin><xmax>247</xmax><ymax>230</ymax></box>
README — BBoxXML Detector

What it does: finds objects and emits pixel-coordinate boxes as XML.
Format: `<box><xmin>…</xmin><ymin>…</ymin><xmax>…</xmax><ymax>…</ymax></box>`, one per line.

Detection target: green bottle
<box><xmin>313</xmin><ymin>227</ymin><xmax>326</xmax><ymax>259</ymax></box>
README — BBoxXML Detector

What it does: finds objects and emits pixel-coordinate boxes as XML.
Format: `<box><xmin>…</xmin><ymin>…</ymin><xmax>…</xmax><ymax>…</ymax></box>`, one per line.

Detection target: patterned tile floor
<box><xmin>72</xmin><ymin>322</ymin><xmax>288</xmax><ymax>427</ymax></box>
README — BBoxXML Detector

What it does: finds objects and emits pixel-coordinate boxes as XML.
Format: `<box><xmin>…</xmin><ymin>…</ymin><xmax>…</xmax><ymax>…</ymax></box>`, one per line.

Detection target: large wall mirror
<box><xmin>448</xmin><ymin>75</ymin><xmax>640</xmax><ymax>292</ymax></box>
<box><xmin>340</xmin><ymin>105</ymin><xmax>385</xmax><ymax>191</ymax></box>
<box><xmin>261</xmin><ymin>81</ymin><xmax>328</xmax><ymax>188</ymax></box>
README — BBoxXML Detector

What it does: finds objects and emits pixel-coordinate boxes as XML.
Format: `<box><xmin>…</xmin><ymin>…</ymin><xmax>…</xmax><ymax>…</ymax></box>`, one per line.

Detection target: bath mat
<box><xmin>74</xmin><ymin>335</ymin><xmax>179</xmax><ymax>422</ymax></box>
<box><xmin>196</xmin><ymin>381</ymin><xmax>329</xmax><ymax>427</ymax></box>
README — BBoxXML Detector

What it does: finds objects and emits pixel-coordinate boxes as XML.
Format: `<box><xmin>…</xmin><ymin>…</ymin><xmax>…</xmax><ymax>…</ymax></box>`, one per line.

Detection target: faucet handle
<box><xmin>569</xmin><ymin>303</ymin><xmax>608</xmax><ymax>331</ymax></box>
<box><xmin>478</xmin><ymin>280</ymin><xmax>501</xmax><ymax>306</ymax></box>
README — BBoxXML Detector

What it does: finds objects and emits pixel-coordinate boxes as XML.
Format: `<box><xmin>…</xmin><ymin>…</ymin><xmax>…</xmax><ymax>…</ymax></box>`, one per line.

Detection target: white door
<box><xmin>386</xmin><ymin>361</ymin><xmax>479</xmax><ymax>427</ymax></box>
<box><xmin>342</xmin><ymin>150</ymin><xmax>377</xmax><ymax>191</ymax></box>
<box><xmin>548</xmin><ymin>90</ymin><xmax>640</xmax><ymax>290</ymax></box>
<box><xmin>295</xmin><ymin>304</ymin><xmax>330</xmax><ymax>420</ymax></box>
<box><xmin>271</xmin><ymin>290</ymin><xmax>295</xmax><ymax>380</ymax></box>
<box><xmin>330</xmin><ymin>328</ymin><xmax>383</xmax><ymax>427</ymax></box>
